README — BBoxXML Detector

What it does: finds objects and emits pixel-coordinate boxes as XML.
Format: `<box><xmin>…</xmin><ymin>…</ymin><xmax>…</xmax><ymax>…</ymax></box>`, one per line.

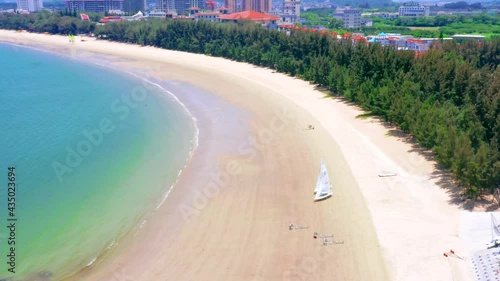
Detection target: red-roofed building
<box><xmin>206</xmin><ymin>0</ymin><xmax>216</xmax><ymax>11</ymax></box>
<box><xmin>80</xmin><ymin>13</ymin><xmax>90</xmax><ymax>21</ymax></box>
<box><xmin>218</xmin><ymin>10</ymin><xmax>280</xmax><ymax>28</ymax></box>
<box><xmin>406</xmin><ymin>38</ymin><xmax>429</xmax><ymax>51</ymax></box>
<box><xmin>188</xmin><ymin>7</ymin><xmax>200</xmax><ymax>15</ymax></box>
<box><xmin>98</xmin><ymin>15</ymin><xmax>124</xmax><ymax>23</ymax></box>
<box><xmin>352</xmin><ymin>35</ymin><xmax>366</xmax><ymax>42</ymax></box>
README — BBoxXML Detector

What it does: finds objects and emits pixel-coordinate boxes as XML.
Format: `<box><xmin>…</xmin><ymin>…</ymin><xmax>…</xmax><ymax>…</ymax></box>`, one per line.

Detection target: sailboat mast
<box><xmin>493</xmin><ymin>213</ymin><xmax>495</xmax><ymax>240</ymax></box>
<box><xmin>491</xmin><ymin>213</ymin><xmax>500</xmax><ymax>239</ymax></box>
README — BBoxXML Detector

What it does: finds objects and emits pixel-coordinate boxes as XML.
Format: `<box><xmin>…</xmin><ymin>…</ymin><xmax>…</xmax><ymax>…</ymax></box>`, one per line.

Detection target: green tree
<box><xmin>327</xmin><ymin>18</ymin><xmax>344</xmax><ymax>29</ymax></box>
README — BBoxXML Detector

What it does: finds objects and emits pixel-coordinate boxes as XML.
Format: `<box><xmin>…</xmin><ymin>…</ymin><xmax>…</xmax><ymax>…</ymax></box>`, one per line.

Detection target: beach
<box><xmin>0</xmin><ymin>30</ymin><xmax>476</xmax><ymax>281</ymax></box>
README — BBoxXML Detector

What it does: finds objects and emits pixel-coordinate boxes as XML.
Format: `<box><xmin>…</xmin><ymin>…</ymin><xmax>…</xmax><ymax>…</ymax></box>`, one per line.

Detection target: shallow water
<box><xmin>0</xmin><ymin>43</ymin><xmax>196</xmax><ymax>280</ymax></box>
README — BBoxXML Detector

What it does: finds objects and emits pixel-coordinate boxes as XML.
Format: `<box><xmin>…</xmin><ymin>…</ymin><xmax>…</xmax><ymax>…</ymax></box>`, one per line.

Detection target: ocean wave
<box><xmin>85</xmin><ymin>257</ymin><xmax>97</xmax><ymax>267</ymax></box>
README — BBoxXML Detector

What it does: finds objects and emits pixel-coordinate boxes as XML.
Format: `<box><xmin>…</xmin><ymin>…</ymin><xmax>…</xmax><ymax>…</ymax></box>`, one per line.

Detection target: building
<box><xmin>194</xmin><ymin>11</ymin><xmax>219</xmax><ymax>21</ymax></box>
<box><xmin>219</xmin><ymin>10</ymin><xmax>279</xmax><ymax>28</ymax></box>
<box><xmin>223</xmin><ymin>0</ymin><xmax>236</xmax><ymax>13</ymax></box>
<box><xmin>179</xmin><ymin>0</ymin><xmax>204</xmax><ymax>14</ymax></box>
<box><xmin>451</xmin><ymin>34</ymin><xmax>486</xmax><ymax>42</ymax></box>
<box><xmin>281</xmin><ymin>0</ymin><xmax>300</xmax><ymax>25</ymax></box>
<box><xmin>148</xmin><ymin>10</ymin><xmax>167</xmax><ymax>17</ymax></box>
<box><xmin>206</xmin><ymin>0</ymin><xmax>216</xmax><ymax>11</ymax></box>
<box><xmin>148</xmin><ymin>10</ymin><xmax>176</xmax><ymax>18</ymax></box>
<box><xmin>64</xmin><ymin>0</ymin><xmax>123</xmax><ymax>12</ymax></box>
<box><xmin>156</xmin><ymin>0</ymin><xmax>173</xmax><ymax>12</ymax></box>
<box><xmin>361</xmin><ymin>18</ymin><xmax>372</xmax><ymax>27</ymax></box>
<box><xmin>241</xmin><ymin>0</ymin><xmax>271</xmax><ymax>13</ymax></box>
<box><xmin>405</xmin><ymin>38</ymin><xmax>429</xmax><ymax>52</ymax></box>
<box><xmin>352</xmin><ymin>34</ymin><xmax>367</xmax><ymax>43</ymax></box>
<box><xmin>17</xmin><ymin>0</ymin><xmax>43</xmax><ymax>12</ymax></box>
<box><xmin>398</xmin><ymin>2</ymin><xmax>430</xmax><ymax>17</ymax></box>
<box><xmin>343</xmin><ymin>9</ymin><xmax>361</xmax><ymax>29</ymax></box>
<box><xmin>98</xmin><ymin>15</ymin><xmax>124</xmax><ymax>23</ymax></box>
<box><xmin>157</xmin><ymin>0</ymin><xmax>204</xmax><ymax>14</ymax></box>
<box><xmin>122</xmin><ymin>0</ymin><xmax>145</xmax><ymax>13</ymax></box>
<box><xmin>187</xmin><ymin>6</ymin><xmax>199</xmax><ymax>14</ymax></box>
<box><xmin>80</xmin><ymin>13</ymin><xmax>90</xmax><ymax>20</ymax></box>
<box><xmin>334</xmin><ymin>7</ymin><xmax>361</xmax><ymax>29</ymax></box>
<box><xmin>108</xmin><ymin>9</ymin><xmax>125</xmax><ymax>14</ymax></box>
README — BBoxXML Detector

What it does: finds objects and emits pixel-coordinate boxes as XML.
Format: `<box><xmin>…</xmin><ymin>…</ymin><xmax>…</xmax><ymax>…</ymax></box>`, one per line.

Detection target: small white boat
<box><xmin>378</xmin><ymin>171</ymin><xmax>397</xmax><ymax>177</ymax></box>
<box><xmin>487</xmin><ymin>213</ymin><xmax>500</xmax><ymax>249</ymax></box>
<box><xmin>314</xmin><ymin>161</ymin><xmax>332</xmax><ymax>201</ymax></box>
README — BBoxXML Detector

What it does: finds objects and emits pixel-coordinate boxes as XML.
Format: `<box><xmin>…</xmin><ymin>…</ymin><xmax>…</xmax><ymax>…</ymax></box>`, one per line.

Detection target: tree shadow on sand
<box><xmin>321</xmin><ymin>91</ymin><xmax>499</xmax><ymax>211</ymax></box>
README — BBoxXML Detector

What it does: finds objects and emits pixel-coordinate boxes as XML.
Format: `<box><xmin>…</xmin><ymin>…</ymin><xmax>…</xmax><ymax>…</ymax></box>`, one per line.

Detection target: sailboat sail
<box><xmin>314</xmin><ymin>161</ymin><xmax>326</xmax><ymax>194</ymax></box>
<box><xmin>314</xmin><ymin>161</ymin><xmax>332</xmax><ymax>201</ymax></box>
<box><xmin>314</xmin><ymin>175</ymin><xmax>321</xmax><ymax>194</ymax></box>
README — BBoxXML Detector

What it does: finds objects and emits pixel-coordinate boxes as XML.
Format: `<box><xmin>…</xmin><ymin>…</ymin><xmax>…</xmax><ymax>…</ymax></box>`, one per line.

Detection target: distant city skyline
<box><xmin>156</xmin><ymin>0</ymin><xmax>205</xmax><ymax>14</ymax></box>
<box><xmin>17</xmin><ymin>0</ymin><xmax>43</xmax><ymax>11</ymax></box>
<box><xmin>241</xmin><ymin>0</ymin><xmax>271</xmax><ymax>13</ymax></box>
<box><xmin>222</xmin><ymin>0</ymin><xmax>271</xmax><ymax>13</ymax></box>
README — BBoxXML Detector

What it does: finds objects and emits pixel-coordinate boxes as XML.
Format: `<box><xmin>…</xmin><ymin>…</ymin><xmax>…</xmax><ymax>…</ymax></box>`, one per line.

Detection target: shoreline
<box><xmin>1</xmin><ymin>39</ymin><xmax>202</xmax><ymax>281</ymax></box>
<box><xmin>0</xmin><ymin>29</ymin><xmax>479</xmax><ymax>281</ymax></box>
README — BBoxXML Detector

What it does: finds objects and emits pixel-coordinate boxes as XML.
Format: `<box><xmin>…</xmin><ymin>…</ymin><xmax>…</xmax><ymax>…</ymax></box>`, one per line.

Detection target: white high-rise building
<box><xmin>157</xmin><ymin>0</ymin><xmax>204</xmax><ymax>14</ymax></box>
<box><xmin>17</xmin><ymin>0</ymin><xmax>43</xmax><ymax>12</ymax></box>
<box><xmin>334</xmin><ymin>7</ymin><xmax>361</xmax><ymax>29</ymax></box>
<box><xmin>156</xmin><ymin>0</ymin><xmax>174</xmax><ymax>12</ymax></box>
<box><xmin>281</xmin><ymin>0</ymin><xmax>300</xmax><ymax>24</ymax></box>
<box><xmin>399</xmin><ymin>2</ymin><xmax>429</xmax><ymax>17</ymax></box>
<box><xmin>342</xmin><ymin>9</ymin><xmax>361</xmax><ymax>28</ymax></box>
<box><xmin>65</xmin><ymin>0</ymin><xmax>124</xmax><ymax>13</ymax></box>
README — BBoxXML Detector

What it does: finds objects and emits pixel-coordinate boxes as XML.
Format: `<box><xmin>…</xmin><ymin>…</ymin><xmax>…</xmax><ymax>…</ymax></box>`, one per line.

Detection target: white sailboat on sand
<box><xmin>314</xmin><ymin>161</ymin><xmax>332</xmax><ymax>201</ymax></box>
<box><xmin>486</xmin><ymin>213</ymin><xmax>500</xmax><ymax>249</ymax></box>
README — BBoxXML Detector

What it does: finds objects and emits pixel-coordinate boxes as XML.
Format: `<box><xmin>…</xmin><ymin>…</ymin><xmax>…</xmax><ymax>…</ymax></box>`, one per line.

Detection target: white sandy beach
<box><xmin>0</xmin><ymin>29</ymin><xmax>486</xmax><ymax>281</ymax></box>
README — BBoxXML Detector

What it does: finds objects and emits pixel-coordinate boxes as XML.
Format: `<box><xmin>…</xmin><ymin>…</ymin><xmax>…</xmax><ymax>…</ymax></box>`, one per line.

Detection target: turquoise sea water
<box><xmin>0</xmin><ymin>43</ymin><xmax>196</xmax><ymax>280</ymax></box>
